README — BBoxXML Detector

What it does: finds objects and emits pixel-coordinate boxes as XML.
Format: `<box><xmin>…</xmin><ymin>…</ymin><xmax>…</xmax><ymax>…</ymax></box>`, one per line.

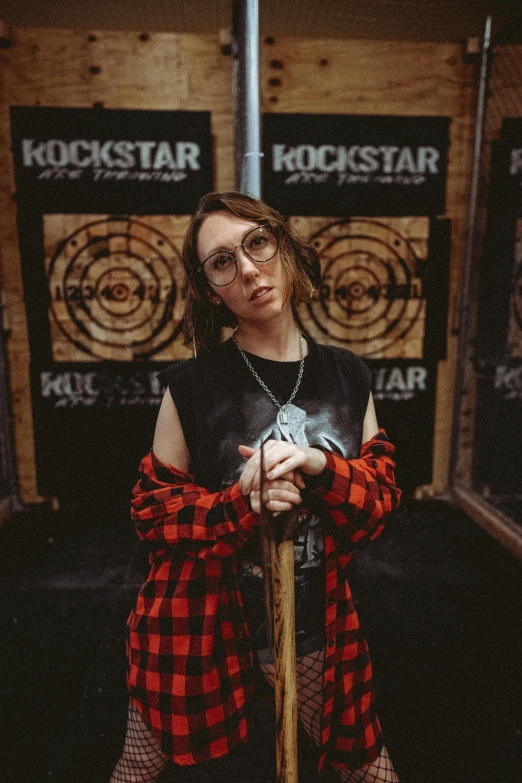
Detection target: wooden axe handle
<box><xmin>272</xmin><ymin>535</ymin><xmax>299</xmax><ymax>783</ymax></box>
<box><xmin>259</xmin><ymin>443</ymin><xmax>299</xmax><ymax>782</ymax></box>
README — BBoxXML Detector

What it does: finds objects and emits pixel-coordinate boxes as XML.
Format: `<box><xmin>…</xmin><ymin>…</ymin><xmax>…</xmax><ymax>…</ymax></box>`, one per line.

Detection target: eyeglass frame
<box><xmin>197</xmin><ymin>223</ymin><xmax>279</xmax><ymax>287</ymax></box>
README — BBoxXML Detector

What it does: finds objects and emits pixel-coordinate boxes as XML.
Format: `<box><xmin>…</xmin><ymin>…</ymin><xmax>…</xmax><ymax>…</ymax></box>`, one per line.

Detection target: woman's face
<box><xmin>196</xmin><ymin>210</ymin><xmax>290</xmax><ymax>326</ymax></box>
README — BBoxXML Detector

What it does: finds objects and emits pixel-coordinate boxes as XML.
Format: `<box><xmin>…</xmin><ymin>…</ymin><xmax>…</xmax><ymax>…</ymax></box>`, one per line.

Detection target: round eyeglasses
<box><xmin>198</xmin><ymin>224</ymin><xmax>279</xmax><ymax>287</ymax></box>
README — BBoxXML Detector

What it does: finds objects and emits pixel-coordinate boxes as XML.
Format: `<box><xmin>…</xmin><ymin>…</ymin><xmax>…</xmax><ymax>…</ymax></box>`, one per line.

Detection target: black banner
<box><xmin>11</xmin><ymin>106</ymin><xmax>214</xmax><ymax>503</ymax></box>
<box><xmin>10</xmin><ymin>106</ymin><xmax>213</xmax><ymax>213</ymax></box>
<box><xmin>493</xmin><ymin>360</ymin><xmax>522</xmax><ymax>401</ymax></box>
<box><xmin>493</xmin><ymin>117</ymin><xmax>522</xmax><ymax>211</ymax></box>
<box><xmin>367</xmin><ymin>360</ymin><xmax>437</xmax><ymax>493</ymax></box>
<box><xmin>31</xmin><ymin>362</ymin><xmax>169</xmax><ymax>503</ymax></box>
<box><xmin>37</xmin><ymin>364</ymin><xmax>166</xmax><ymax>410</ymax></box>
<box><xmin>474</xmin><ymin>360</ymin><xmax>522</xmax><ymax>492</ymax></box>
<box><xmin>474</xmin><ymin>118</ymin><xmax>522</xmax><ymax>491</ymax></box>
<box><xmin>262</xmin><ymin>113</ymin><xmax>450</xmax><ymax>216</ymax></box>
<box><xmin>477</xmin><ymin>120</ymin><xmax>522</xmax><ymax>356</ymax></box>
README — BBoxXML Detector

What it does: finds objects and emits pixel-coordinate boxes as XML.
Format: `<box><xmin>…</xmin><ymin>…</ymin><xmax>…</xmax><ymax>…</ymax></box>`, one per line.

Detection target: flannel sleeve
<box><xmin>305</xmin><ymin>429</ymin><xmax>401</xmax><ymax>546</ymax></box>
<box><xmin>131</xmin><ymin>450</ymin><xmax>259</xmax><ymax>559</ymax></box>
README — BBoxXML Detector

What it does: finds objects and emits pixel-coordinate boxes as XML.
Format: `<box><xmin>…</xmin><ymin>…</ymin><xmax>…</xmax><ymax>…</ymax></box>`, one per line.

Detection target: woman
<box><xmin>111</xmin><ymin>192</ymin><xmax>401</xmax><ymax>783</ymax></box>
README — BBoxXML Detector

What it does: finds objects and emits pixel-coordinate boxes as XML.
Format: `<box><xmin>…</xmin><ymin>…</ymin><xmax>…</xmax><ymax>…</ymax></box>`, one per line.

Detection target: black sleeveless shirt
<box><xmin>157</xmin><ymin>337</ymin><xmax>371</xmax><ymax>650</ymax></box>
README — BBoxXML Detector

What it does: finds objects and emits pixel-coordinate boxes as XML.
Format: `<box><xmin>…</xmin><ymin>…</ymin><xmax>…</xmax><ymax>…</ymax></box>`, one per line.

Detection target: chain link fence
<box><xmin>454</xmin><ymin>30</ymin><xmax>522</xmax><ymax>528</ymax></box>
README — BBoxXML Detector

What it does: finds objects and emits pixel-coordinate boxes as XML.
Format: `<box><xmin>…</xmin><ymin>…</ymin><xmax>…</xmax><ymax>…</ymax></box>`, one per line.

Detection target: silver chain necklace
<box><xmin>233</xmin><ymin>333</ymin><xmax>309</xmax><ymax>444</ymax></box>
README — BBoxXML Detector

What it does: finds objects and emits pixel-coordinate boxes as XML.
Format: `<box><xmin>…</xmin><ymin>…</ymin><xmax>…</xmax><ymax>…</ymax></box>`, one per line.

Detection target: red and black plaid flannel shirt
<box><xmin>126</xmin><ymin>429</ymin><xmax>400</xmax><ymax>771</ymax></box>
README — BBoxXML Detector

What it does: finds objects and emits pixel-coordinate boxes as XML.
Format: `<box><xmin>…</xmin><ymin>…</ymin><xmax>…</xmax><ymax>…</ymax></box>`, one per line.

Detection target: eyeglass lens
<box><xmin>202</xmin><ymin>225</ymin><xmax>278</xmax><ymax>286</ymax></box>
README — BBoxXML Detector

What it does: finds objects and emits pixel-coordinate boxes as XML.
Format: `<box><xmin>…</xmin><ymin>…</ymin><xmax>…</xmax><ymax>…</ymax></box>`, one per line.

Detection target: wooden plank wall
<box><xmin>0</xmin><ymin>27</ymin><xmax>476</xmax><ymax>502</ymax></box>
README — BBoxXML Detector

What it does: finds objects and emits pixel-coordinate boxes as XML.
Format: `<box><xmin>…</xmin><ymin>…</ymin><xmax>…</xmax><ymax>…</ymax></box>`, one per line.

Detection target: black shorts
<box><xmin>238</xmin><ymin>564</ymin><xmax>326</xmax><ymax>658</ymax></box>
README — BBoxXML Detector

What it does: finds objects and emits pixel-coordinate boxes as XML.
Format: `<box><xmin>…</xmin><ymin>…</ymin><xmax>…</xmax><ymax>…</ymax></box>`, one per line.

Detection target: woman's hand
<box><xmin>238</xmin><ymin>440</ymin><xmax>327</xmax><ymax>502</ymax></box>
<box><xmin>248</xmin><ymin>473</ymin><xmax>303</xmax><ymax>515</ymax></box>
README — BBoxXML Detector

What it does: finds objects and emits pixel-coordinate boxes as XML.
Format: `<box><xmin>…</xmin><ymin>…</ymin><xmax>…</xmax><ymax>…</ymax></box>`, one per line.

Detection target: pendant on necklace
<box><xmin>276</xmin><ymin>403</ymin><xmax>308</xmax><ymax>445</ymax></box>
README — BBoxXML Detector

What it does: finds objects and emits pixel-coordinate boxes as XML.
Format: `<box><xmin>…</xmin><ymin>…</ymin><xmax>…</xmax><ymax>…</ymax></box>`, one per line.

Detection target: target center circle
<box><xmin>332</xmin><ymin>264</ymin><xmax>382</xmax><ymax>316</ymax></box>
<box><xmin>93</xmin><ymin>265</ymin><xmax>145</xmax><ymax>317</ymax></box>
<box><xmin>111</xmin><ymin>283</ymin><xmax>130</xmax><ymax>301</ymax></box>
<box><xmin>347</xmin><ymin>281</ymin><xmax>366</xmax><ymax>299</ymax></box>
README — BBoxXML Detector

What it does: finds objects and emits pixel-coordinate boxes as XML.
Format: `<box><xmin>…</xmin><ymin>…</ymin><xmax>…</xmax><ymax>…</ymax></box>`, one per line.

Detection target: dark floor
<box><xmin>1</xmin><ymin>499</ymin><xmax>521</xmax><ymax>783</ymax></box>
<box><xmin>488</xmin><ymin>494</ymin><xmax>522</xmax><ymax>526</ymax></box>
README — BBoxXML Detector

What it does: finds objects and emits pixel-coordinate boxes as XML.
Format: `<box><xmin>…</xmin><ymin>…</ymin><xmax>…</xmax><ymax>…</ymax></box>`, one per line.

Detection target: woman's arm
<box><xmin>361</xmin><ymin>390</ymin><xmax>379</xmax><ymax>444</ymax></box>
<box><xmin>152</xmin><ymin>389</ymin><xmax>191</xmax><ymax>472</ymax></box>
<box><xmin>305</xmin><ymin>426</ymin><xmax>400</xmax><ymax>547</ymax></box>
<box><xmin>132</xmin><ymin>390</ymin><xmax>259</xmax><ymax>559</ymax></box>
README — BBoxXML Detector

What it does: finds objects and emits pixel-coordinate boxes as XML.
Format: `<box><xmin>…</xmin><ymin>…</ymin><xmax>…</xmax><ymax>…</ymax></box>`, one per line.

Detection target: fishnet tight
<box><xmin>111</xmin><ymin>652</ymin><xmax>398</xmax><ymax>782</ymax></box>
<box><xmin>258</xmin><ymin>648</ymin><xmax>399</xmax><ymax>783</ymax></box>
<box><xmin>332</xmin><ymin>745</ymin><xmax>398</xmax><ymax>783</ymax></box>
<box><xmin>110</xmin><ymin>701</ymin><xmax>168</xmax><ymax>782</ymax></box>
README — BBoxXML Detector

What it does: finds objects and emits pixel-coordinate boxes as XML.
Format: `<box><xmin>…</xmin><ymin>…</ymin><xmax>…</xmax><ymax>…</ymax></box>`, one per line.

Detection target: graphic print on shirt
<box><xmin>228</xmin><ymin>389</ymin><xmax>332</xmax><ymax>575</ymax></box>
<box><xmin>293</xmin><ymin>509</ymin><xmax>323</xmax><ymax>571</ymax></box>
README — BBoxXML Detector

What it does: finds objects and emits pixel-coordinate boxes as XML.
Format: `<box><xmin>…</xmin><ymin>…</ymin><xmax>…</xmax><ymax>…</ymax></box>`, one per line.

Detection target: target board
<box><xmin>291</xmin><ymin>216</ymin><xmax>429</xmax><ymax>359</ymax></box>
<box><xmin>508</xmin><ymin>219</ymin><xmax>522</xmax><ymax>358</ymax></box>
<box><xmin>43</xmin><ymin>214</ymin><xmax>192</xmax><ymax>362</ymax></box>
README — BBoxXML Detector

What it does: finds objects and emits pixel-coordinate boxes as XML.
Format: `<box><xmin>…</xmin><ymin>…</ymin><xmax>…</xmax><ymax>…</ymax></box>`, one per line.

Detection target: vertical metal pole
<box><xmin>449</xmin><ymin>16</ymin><xmax>492</xmax><ymax>488</ymax></box>
<box><xmin>234</xmin><ymin>7</ymin><xmax>297</xmax><ymax>778</ymax></box>
<box><xmin>233</xmin><ymin>0</ymin><xmax>262</xmax><ymax>197</ymax></box>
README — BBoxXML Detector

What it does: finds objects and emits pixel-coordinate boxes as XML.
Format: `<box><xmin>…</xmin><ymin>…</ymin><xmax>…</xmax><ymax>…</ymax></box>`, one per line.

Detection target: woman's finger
<box><xmin>239</xmin><ymin>442</ymin><xmax>282</xmax><ymax>495</ymax></box>
<box><xmin>249</xmin><ymin>489</ymin><xmax>261</xmax><ymax>515</ymax></box>
<box><xmin>239</xmin><ymin>441</ymin><xmax>312</xmax><ymax>495</ymax></box>
<box><xmin>238</xmin><ymin>450</ymin><xmax>261</xmax><ymax>495</ymax></box>
<box><xmin>264</xmin><ymin>487</ymin><xmax>302</xmax><ymax>505</ymax></box>
<box><xmin>267</xmin><ymin>454</ymin><xmax>304</xmax><ymax>480</ymax></box>
<box><xmin>238</xmin><ymin>444</ymin><xmax>256</xmax><ymax>459</ymax></box>
<box><xmin>294</xmin><ymin>473</ymin><xmax>305</xmax><ymax>490</ymax></box>
<box><xmin>265</xmin><ymin>499</ymin><xmax>293</xmax><ymax>512</ymax></box>
<box><xmin>262</xmin><ymin>480</ymin><xmax>302</xmax><ymax>506</ymax></box>
<box><xmin>250</xmin><ymin>475</ymin><xmax>302</xmax><ymax>513</ymax></box>
<box><xmin>264</xmin><ymin>445</ymin><xmax>307</xmax><ymax>477</ymax></box>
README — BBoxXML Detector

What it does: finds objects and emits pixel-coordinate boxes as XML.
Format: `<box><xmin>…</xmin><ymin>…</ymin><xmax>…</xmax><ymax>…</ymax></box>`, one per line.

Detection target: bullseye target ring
<box><xmin>48</xmin><ymin>217</ymin><xmax>184</xmax><ymax>360</ymax></box>
<box><xmin>296</xmin><ymin>219</ymin><xmax>425</xmax><ymax>356</ymax></box>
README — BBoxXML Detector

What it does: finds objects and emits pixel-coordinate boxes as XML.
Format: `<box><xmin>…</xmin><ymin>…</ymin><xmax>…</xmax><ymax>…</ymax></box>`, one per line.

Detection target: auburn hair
<box><xmin>180</xmin><ymin>191</ymin><xmax>321</xmax><ymax>353</ymax></box>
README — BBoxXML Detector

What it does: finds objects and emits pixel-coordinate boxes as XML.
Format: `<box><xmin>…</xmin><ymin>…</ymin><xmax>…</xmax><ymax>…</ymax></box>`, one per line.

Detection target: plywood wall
<box><xmin>0</xmin><ymin>27</ymin><xmax>477</xmax><ymax>502</ymax></box>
